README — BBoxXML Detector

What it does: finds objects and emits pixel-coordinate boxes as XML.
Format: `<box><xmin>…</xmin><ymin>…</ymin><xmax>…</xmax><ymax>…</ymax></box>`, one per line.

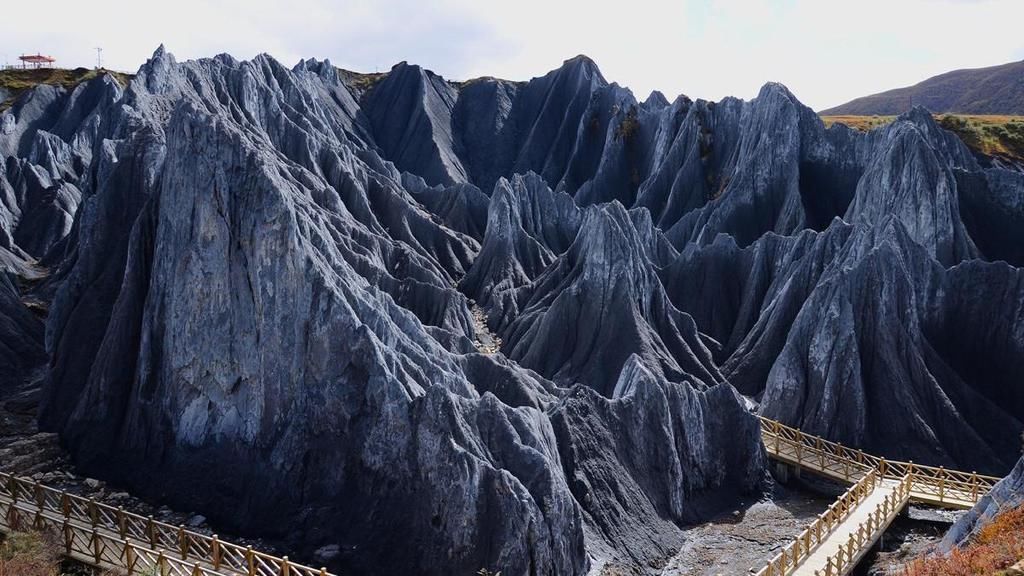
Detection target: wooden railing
<box><xmin>756</xmin><ymin>417</ymin><xmax>1003</xmax><ymax>576</ymax></box>
<box><xmin>0</xmin><ymin>417</ymin><xmax>1000</xmax><ymax>576</ymax></box>
<box><xmin>758</xmin><ymin>470</ymin><xmax>881</xmax><ymax>576</ymax></box>
<box><xmin>0</xmin><ymin>471</ymin><xmax>334</xmax><ymax>576</ymax></box>
<box><xmin>758</xmin><ymin>418</ymin><xmax>1000</xmax><ymax>506</ymax></box>
<box><xmin>812</xmin><ymin>475</ymin><xmax>913</xmax><ymax>576</ymax></box>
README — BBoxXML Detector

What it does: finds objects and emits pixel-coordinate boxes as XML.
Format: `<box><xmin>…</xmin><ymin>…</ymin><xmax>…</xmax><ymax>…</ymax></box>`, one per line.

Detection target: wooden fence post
<box><xmin>211</xmin><ymin>535</ymin><xmax>221</xmax><ymax>569</ymax></box>
<box><xmin>63</xmin><ymin>520</ymin><xmax>72</xmax><ymax>555</ymax></box>
<box><xmin>34</xmin><ymin>481</ymin><xmax>44</xmax><ymax>510</ymax></box>
<box><xmin>92</xmin><ymin>528</ymin><xmax>102</xmax><ymax>565</ymax></box>
<box><xmin>178</xmin><ymin>525</ymin><xmax>187</xmax><ymax>559</ymax></box>
<box><xmin>118</xmin><ymin>507</ymin><xmax>127</xmax><ymax>537</ymax></box>
<box><xmin>939</xmin><ymin>466</ymin><xmax>946</xmax><ymax>502</ymax></box>
<box><xmin>838</xmin><ymin>443</ymin><xmax>849</xmax><ymax>480</ymax></box>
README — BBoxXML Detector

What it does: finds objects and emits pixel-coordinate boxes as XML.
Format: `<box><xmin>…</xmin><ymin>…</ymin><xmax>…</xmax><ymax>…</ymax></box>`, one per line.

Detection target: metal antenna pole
<box><xmin>95</xmin><ymin>47</ymin><xmax>103</xmax><ymax>69</ymax></box>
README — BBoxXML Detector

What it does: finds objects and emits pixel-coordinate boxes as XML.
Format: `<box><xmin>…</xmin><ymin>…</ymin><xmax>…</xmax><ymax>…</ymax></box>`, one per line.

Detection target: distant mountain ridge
<box><xmin>822</xmin><ymin>59</ymin><xmax>1024</xmax><ymax>115</ymax></box>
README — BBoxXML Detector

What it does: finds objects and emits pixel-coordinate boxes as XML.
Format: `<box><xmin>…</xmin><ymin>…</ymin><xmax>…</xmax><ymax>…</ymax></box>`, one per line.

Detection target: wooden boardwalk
<box><xmin>790</xmin><ymin>477</ymin><xmax>906</xmax><ymax>576</ymax></box>
<box><xmin>0</xmin><ymin>471</ymin><xmax>334</xmax><ymax>576</ymax></box>
<box><xmin>757</xmin><ymin>418</ymin><xmax>1001</xmax><ymax>576</ymax></box>
<box><xmin>0</xmin><ymin>417</ymin><xmax>1002</xmax><ymax>576</ymax></box>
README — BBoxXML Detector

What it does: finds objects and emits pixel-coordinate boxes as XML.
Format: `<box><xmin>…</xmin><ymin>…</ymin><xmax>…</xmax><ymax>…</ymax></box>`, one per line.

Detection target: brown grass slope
<box><xmin>822</xmin><ymin>60</ymin><xmax>1024</xmax><ymax>116</ymax></box>
<box><xmin>0</xmin><ymin>67</ymin><xmax>132</xmax><ymax>111</ymax></box>
<box><xmin>822</xmin><ymin>114</ymin><xmax>1024</xmax><ymax>166</ymax></box>
<box><xmin>904</xmin><ymin>505</ymin><xmax>1024</xmax><ymax>576</ymax></box>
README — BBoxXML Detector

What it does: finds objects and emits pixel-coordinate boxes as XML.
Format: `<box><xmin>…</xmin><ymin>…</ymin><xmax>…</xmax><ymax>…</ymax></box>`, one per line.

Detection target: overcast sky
<box><xmin>3</xmin><ymin>0</ymin><xmax>1023</xmax><ymax>111</ymax></box>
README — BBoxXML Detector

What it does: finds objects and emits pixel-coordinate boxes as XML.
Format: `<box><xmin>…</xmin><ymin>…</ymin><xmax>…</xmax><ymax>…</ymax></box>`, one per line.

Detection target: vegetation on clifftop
<box><xmin>336</xmin><ymin>68</ymin><xmax>386</xmax><ymax>97</ymax></box>
<box><xmin>936</xmin><ymin>115</ymin><xmax>1024</xmax><ymax>167</ymax></box>
<box><xmin>820</xmin><ymin>114</ymin><xmax>897</xmax><ymax>132</ymax></box>
<box><xmin>904</xmin><ymin>506</ymin><xmax>1024</xmax><ymax>576</ymax></box>
<box><xmin>0</xmin><ymin>68</ymin><xmax>132</xmax><ymax>111</ymax></box>
<box><xmin>822</xmin><ymin>114</ymin><xmax>1024</xmax><ymax>166</ymax></box>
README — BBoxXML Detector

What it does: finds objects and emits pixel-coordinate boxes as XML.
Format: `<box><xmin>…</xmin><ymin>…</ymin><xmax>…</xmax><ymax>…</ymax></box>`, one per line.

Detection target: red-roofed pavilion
<box><xmin>18</xmin><ymin>54</ymin><xmax>56</xmax><ymax>69</ymax></box>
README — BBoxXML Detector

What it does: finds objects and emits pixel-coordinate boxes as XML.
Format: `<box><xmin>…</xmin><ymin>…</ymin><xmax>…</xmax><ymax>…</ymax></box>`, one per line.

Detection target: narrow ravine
<box><xmin>470</xmin><ymin>302</ymin><xmax>502</xmax><ymax>354</ymax></box>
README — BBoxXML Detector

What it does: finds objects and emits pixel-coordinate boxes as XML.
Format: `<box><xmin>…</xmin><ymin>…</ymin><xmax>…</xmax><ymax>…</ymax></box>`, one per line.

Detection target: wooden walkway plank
<box><xmin>791</xmin><ymin>478</ymin><xmax>908</xmax><ymax>576</ymax></box>
<box><xmin>756</xmin><ymin>417</ymin><xmax>998</xmax><ymax>576</ymax></box>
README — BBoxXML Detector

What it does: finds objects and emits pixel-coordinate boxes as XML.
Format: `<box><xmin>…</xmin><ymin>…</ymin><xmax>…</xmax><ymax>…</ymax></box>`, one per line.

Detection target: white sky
<box><xmin>2</xmin><ymin>0</ymin><xmax>1023</xmax><ymax>111</ymax></box>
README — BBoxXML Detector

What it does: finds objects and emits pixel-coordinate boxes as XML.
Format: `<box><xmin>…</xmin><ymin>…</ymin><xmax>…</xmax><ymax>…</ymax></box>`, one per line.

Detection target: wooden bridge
<box><xmin>0</xmin><ymin>471</ymin><xmax>336</xmax><ymax>576</ymax></box>
<box><xmin>756</xmin><ymin>417</ymin><xmax>1001</xmax><ymax>576</ymax></box>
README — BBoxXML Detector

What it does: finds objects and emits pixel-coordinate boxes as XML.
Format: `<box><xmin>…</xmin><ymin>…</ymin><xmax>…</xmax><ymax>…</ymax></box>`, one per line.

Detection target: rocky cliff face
<box><xmin>1</xmin><ymin>47</ymin><xmax>1021</xmax><ymax>575</ymax></box>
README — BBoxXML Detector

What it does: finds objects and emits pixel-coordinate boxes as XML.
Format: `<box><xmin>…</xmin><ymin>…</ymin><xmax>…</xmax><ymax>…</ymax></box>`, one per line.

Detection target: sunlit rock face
<box><xmin>0</xmin><ymin>45</ymin><xmax>1019</xmax><ymax>575</ymax></box>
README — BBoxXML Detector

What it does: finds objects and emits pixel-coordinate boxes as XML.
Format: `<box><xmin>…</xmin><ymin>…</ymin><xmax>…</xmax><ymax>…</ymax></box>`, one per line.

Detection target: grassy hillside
<box><xmin>903</xmin><ymin>505</ymin><xmax>1024</xmax><ymax>575</ymax></box>
<box><xmin>1</xmin><ymin>529</ymin><xmax>65</xmax><ymax>576</ymax></box>
<box><xmin>0</xmin><ymin>67</ymin><xmax>132</xmax><ymax>111</ymax></box>
<box><xmin>0</xmin><ymin>529</ymin><xmax>99</xmax><ymax>576</ymax></box>
<box><xmin>822</xmin><ymin>114</ymin><xmax>1024</xmax><ymax>166</ymax></box>
<box><xmin>822</xmin><ymin>59</ymin><xmax>1024</xmax><ymax>116</ymax></box>
<box><xmin>936</xmin><ymin>115</ymin><xmax>1024</xmax><ymax>166</ymax></box>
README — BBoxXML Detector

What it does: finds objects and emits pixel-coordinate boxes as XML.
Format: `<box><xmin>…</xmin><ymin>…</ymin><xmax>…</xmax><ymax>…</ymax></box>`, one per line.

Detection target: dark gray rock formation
<box><xmin>22</xmin><ymin>49</ymin><xmax>768</xmax><ymax>576</ymax></box>
<box><xmin>363</xmin><ymin>62</ymin><xmax>466</xmax><ymax>186</ymax></box>
<box><xmin>500</xmin><ymin>201</ymin><xmax>719</xmax><ymax>396</ymax></box>
<box><xmin>551</xmin><ymin>357</ymin><xmax>765</xmax><ymax>569</ymax></box>
<box><xmin>669</xmin><ymin>84</ymin><xmax>816</xmax><ymax>247</ymax></box>
<box><xmin>0</xmin><ymin>266</ymin><xmax>45</xmax><ymax>390</ymax></box>
<box><xmin>844</xmin><ymin>112</ymin><xmax>978</xmax><ymax>266</ymax></box>
<box><xmin>660</xmin><ymin>216</ymin><xmax>1023</xmax><ymax>475</ymax></box>
<box><xmin>751</xmin><ymin>220</ymin><xmax>1022</xmax><ymax>474</ymax></box>
<box><xmin>2</xmin><ymin>45</ymin><xmax>1020</xmax><ymax>575</ymax></box>
<box><xmin>0</xmin><ymin>158</ymin><xmax>80</xmax><ymax>259</ymax></box>
<box><xmin>460</xmin><ymin>172</ymin><xmax>582</xmax><ymax>328</ymax></box>
<box><xmin>956</xmin><ymin>167</ymin><xmax>1024</xmax><ymax>266</ymax></box>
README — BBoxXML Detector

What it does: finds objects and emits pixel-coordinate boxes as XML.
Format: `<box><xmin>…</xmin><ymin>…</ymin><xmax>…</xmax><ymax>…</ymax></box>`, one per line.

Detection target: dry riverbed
<box><xmin>658</xmin><ymin>482</ymin><xmax>834</xmax><ymax>575</ymax></box>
